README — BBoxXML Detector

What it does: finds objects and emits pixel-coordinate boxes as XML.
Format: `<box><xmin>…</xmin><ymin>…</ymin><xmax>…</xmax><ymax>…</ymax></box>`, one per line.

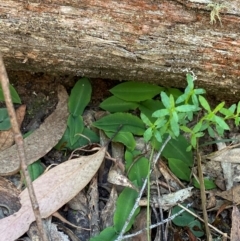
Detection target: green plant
<box><xmin>56</xmin><ymin>78</ymin><xmax>99</xmax><ymax>150</ymax></box>
<box><xmin>0</xmin><ymin>84</ymin><xmax>21</xmax><ymax>131</ymax></box>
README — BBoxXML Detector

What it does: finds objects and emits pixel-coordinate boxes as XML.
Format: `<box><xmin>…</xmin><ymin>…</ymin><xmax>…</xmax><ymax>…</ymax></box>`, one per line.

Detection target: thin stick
<box><xmin>0</xmin><ymin>55</ymin><xmax>49</xmax><ymax>241</ymax></box>
<box><xmin>196</xmin><ymin>143</ymin><xmax>212</xmax><ymax>241</ymax></box>
<box><xmin>115</xmin><ymin>135</ymin><xmax>171</xmax><ymax>241</ymax></box>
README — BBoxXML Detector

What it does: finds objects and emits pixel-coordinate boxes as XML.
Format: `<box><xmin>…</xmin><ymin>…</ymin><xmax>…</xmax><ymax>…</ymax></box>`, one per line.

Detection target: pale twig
<box><xmin>177</xmin><ymin>203</ymin><xmax>230</xmax><ymax>240</ymax></box>
<box><xmin>0</xmin><ymin>55</ymin><xmax>49</xmax><ymax>241</ymax></box>
<box><xmin>121</xmin><ymin>203</ymin><xmax>193</xmax><ymax>240</ymax></box>
<box><xmin>115</xmin><ymin>135</ymin><xmax>171</xmax><ymax>241</ymax></box>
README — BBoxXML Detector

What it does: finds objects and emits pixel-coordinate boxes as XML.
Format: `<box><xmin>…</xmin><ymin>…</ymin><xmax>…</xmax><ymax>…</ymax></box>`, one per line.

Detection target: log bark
<box><xmin>0</xmin><ymin>0</ymin><xmax>240</xmax><ymax>99</ymax></box>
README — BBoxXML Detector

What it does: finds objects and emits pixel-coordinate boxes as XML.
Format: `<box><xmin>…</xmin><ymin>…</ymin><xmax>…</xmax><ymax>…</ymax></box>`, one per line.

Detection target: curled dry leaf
<box><xmin>0</xmin><ymin>105</ymin><xmax>26</xmax><ymax>151</ymax></box>
<box><xmin>0</xmin><ymin>147</ymin><xmax>106</xmax><ymax>241</ymax></box>
<box><xmin>0</xmin><ymin>85</ymin><xmax>69</xmax><ymax>176</ymax></box>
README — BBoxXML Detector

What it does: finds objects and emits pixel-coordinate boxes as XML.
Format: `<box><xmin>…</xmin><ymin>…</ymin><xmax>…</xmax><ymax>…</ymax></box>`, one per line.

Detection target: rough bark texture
<box><xmin>0</xmin><ymin>0</ymin><xmax>240</xmax><ymax>99</ymax></box>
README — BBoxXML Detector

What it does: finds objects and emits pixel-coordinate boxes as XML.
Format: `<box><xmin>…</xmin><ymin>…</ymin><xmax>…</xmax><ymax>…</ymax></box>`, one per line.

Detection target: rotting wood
<box><xmin>0</xmin><ymin>0</ymin><xmax>240</xmax><ymax>99</ymax></box>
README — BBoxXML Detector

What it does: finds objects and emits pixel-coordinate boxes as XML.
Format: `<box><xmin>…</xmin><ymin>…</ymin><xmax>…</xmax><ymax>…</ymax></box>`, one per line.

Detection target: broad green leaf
<box><xmin>138</xmin><ymin>99</ymin><xmax>164</xmax><ymax>122</ymax></box>
<box><xmin>193</xmin><ymin>178</ymin><xmax>216</xmax><ymax>190</ymax></box>
<box><xmin>168</xmin><ymin>158</ymin><xmax>191</xmax><ymax>181</ymax></box>
<box><xmin>55</xmin><ymin>126</ymin><xmax>70</xmax><ymax>150</ymax></box>
<box><xmin>114</xmin><ymin>186</ymin><xmax>139</xmax><ymax>232</ymax></box>
<box><xmin>67</xmin><ymin>115</ymin><xmax>84</xmax><ymax>145</ymax></box>
<box><xmin>68</xmin><ymin>78</ymin><xmax>92</xmax><ymax>116</ymax></box>
<box><xmin>162</xmin><ymin>135</ymin><xmax>193</xmax><ymax>166</ymax></box>
<box><xmin>229</xmin><ymin>104</ymin><xmax>236</xmax><ymax>114</ymax></box>
<box><xmin>92</xmin><ymin>113</ymin><xmax>145</xmax><ymax>135</ymax></box>
<box><xmin>0</xmin><ymin>85</ymin><xmax>21</xmax><ymax>104</ymax></box>
<box><xmin>100</xmin><ymin>96</ymin><xmax>138</xmax><ymax>112</ymax></box>
<box><xmin>161</xmin><ymin>92</ymin><xmax>170</xmax><ymax>109</ymax></box>
<box><xmin>110</xmin><ymin>81</ymin><xmax>163</xmax><ymax>102</ymax></box>
<box><xmin>188</xmin><ymin>220</ymin><xmax>204</xmax><ymax>237</ymax></box>
<box><xmin>172</xmin><ymin>204</ymin><xmax>195</xmax><ymax>227</ymax></box>
<box><xmin>105</xmin><ymin>131</ymin><xmax>135</xmax><ymax>151</ymax></box>
<box><xmin>90</xmin><ymin>227</ymin><xmax>118</xmax><ymax>241</ymax></box>
<box><xmin>199</xmin><ymin>96</ymin><xmax>211</xmax><ymax>112</ymax></box>
<box><xmin>0</xmin><ymin>108</ymin><xmax>11</xmax><ymax>130</ymax></box>
<box><xmin>28</xmin><ymin>160</ymin><xmax>44</xmax><ymax>181</ymax></box>
<box><xmin>125</xmin><ymin>149</ymin><xmax>148</xmax><ymax>187</ymax></box>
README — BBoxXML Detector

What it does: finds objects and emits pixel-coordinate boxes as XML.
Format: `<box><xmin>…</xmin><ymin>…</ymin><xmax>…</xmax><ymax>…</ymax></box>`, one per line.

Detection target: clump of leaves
<box><xmin>56</xmin><ymin>78</ymin><xmax>99</xmax><ymax>150</ymax></box>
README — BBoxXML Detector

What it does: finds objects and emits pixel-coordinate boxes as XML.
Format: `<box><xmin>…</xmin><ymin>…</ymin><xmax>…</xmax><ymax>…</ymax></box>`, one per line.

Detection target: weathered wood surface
<box><xmin>0</xmin><ymin>0</ymin><xmax>240</xmax><ymax>99</ymax></box>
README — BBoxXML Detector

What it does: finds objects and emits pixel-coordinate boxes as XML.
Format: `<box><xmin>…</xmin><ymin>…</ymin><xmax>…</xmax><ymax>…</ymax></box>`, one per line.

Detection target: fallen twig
<box><xmin>0</xmin><ymin>54</ymin><xmax>49</xmax><ymax>241</ymax></box>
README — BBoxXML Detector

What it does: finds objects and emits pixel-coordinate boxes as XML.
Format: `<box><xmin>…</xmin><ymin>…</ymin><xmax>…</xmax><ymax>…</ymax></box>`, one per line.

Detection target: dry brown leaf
<box><xmin>215</xmin><ymin>185</ymin><xmax>240</xmax><ymax>203</ymax></box>
<box><xmin>0</xmin><ymin>147</ymin><xmax>106</xmax><ymax>241</ymax></box>
<box><xmin>0</xmin><ymin>85</ymin><xmax>68</xmax><ymax>176</ymax></box>
<box><xmin>231</xmin><ymin>206</ymin><xmax>240</xmax><ymax>241</ymax></box>
<box><xmin>0</xmin><ymin>105</ymin><xmax>26</xmax><ymax>151</ymax></box>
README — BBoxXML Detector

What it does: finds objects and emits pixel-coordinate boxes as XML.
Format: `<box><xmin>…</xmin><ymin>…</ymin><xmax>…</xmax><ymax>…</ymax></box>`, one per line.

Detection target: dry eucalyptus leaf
<box><xmin>0</xmin><ymin>85</ymin><xmax>68</xmax><ymax>176</ymax></box>
<box><xmin>231</xmin><ymin>206</ymin><xmax>240</xmax><ymax>241</ymax></box>
<box><xmin>0</xmin><ymin>147</ymin><xmax>106</xmax><ymax>241</ymax></box>
<box><xmin>0</xmin><ymin>105</ymin><xmax>26</xmax><ymax>151</ymax></box>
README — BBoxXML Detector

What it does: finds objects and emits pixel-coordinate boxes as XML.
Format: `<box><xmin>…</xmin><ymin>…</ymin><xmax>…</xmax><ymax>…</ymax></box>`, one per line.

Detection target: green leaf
<box><xmin>161</xmin><ymin>92</ymin><xmax>170</xmax><ymax>109</ymax></box>
<box><xmin>92</xmin><ymin>113</ymin><xmax>145</xmax><ymax>135</ymax></box>
<box><xmin>152</xmin><ymin>109</ymin><xmax>169</xmax><ymax>118</ymax></box>
<box><xmin>172</xmin><ymin>204</ymin><xmax>195</xmax><ymax>227</ymax></box>
<box><xmin>186</xmin><ymin>73</ymin><xmax>194</xmax><ymax>89</ymax></box>
<box><xmin>125</xmin><ymin>149</ymin><xmax>149</xmax><ymax>187</ymax></box>
<box><xmin>162</xmin><ymin>135</ymin><xmax>193</xmax><ymax>166</ymax></box>
<box><xmin>165</xmin><ymin>88</ymin><xmax>183</xmax><ymax>100</ymax></box>
<box><xmin>194</xmin><ymin>88</ymin><xmax>206</xmax><ymax>95</ymax></box>
<box><xmin>100</xmin><ymin>96</ymin><xmax>138</xmax><ymax>112</ymax></box>
<box><xmin>28</xmin><ymin>160</ymin><xmax>44</xmax><ymax>181</ymax></box>
<box><xmin>213</xmin><ymin>101</ymin><xmax>225</xmax><ymax>114</ymax></box>
<box><xmin>199</xmin><ymin>96</ymin><xmax>211</xmax><ymax>112</ymax></box>
<box><xmin>105</xmin><ymin>131</ymin><xmax>136</xmax><ymax>151</ymax></box>
<box><xmin>237</xmin><ymin>102</ymin><xmax>240</xmax><ymax>114</ymax></box>
<box><xmin>170</xmin><ymin>118</ymin><xmax>179</xmax><ymax>137</ymax></box>
<box><xmin>219</xmin><ymin>107</ymin><xmax>234</xmax><ymax>117</ymax></box>
<box><xmin>168</xmin><ymin>158</ymin><xmax>191</xmax><ymax>181</ymax></box>
<box><xmin>188</xmin><ymin>220</ymin><xmax>204</xmax><ymax>237</ymax></box>
<box><xmin>143</xmin><ymin>127</ymin><xmax>153</xmax><ymax>142</ymax></box>
<box><xmin>114</xmin><ymin>186</ymin><xmax>139</xmax><ymax>232</ymax></box>
<box><xmin>90</xmin><ymin>227</ymin><xmax>118</xmax><ymax>241</ymax></box>
<box><xmin>0</xmin><ymin>108</ymin><xmax>11</xmax><ymax>130</ymax></box>
<box><xmin>175</xmin><ymin>105</ymin><xmax>198</xmax><ymax>112</ymax></box>
<box><xmin>154</xmin><ymin>130</ymin><xmax>162</xmax><ymax>143</ymax></box>
<box><xmin>68</xmin><ymin>78</ymin><xmax>92</xmax><ymax>116</ymax></box>
<box><xmin>110</xmin><ymin>81</ymin><xmax>163</xmax><ymax>102</ymax></box>
<box><xmin>193</xmin><ymin>178</ymin><xmax>216</xmax><ymax>190</ymax></box>
<box><xmin>213</xmin><ymin>115</ymin><xmax>229</xmax><ymax>130</ymax></box>
<box><xmin>140</xmin><ymin>112</ymin><xmax>153</xmax><ymax>127</ymax></box>
<box><xmin>0</xmin><ymin>85</ymin><xmax>21</xmax><ymax>104</ymax></box>
<box><xmin>67</xmin><ymin>115</ymin><xmax>84</xmax><ymax>145</ymax></box>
